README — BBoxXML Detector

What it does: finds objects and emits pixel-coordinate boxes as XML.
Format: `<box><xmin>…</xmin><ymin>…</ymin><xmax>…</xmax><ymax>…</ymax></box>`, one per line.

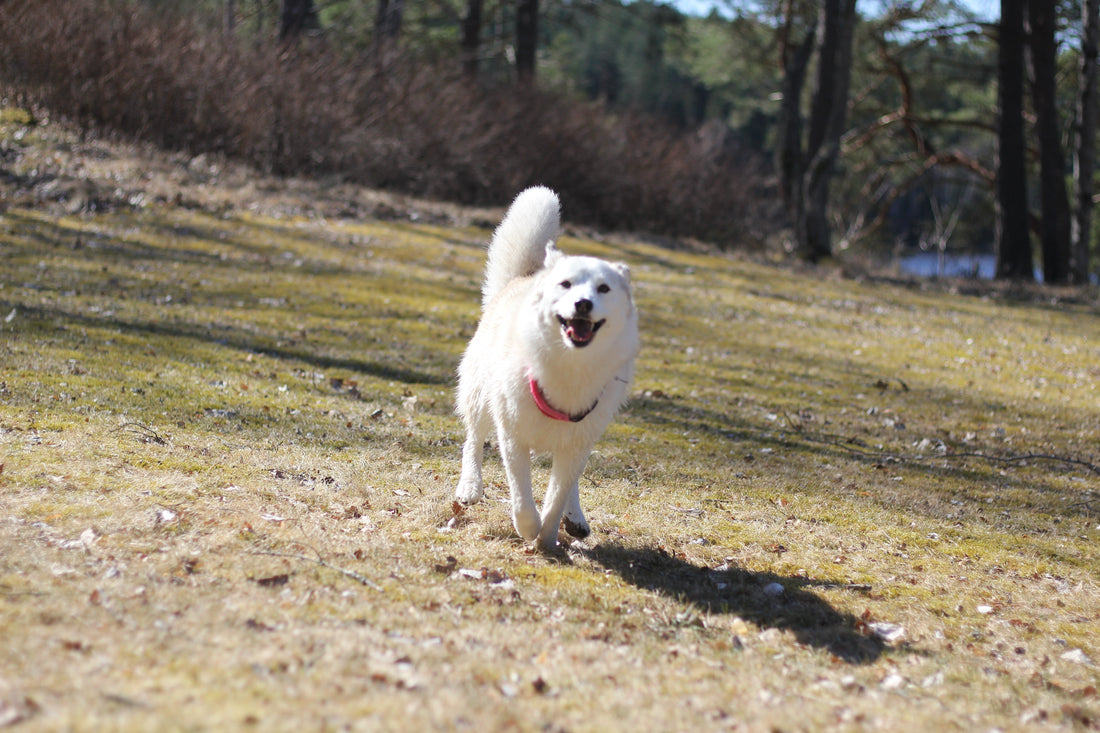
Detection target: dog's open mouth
<box><xmin>558</xmin><ymin>316</ymin><xmax>605</xmax><ymax>347</ymax></box>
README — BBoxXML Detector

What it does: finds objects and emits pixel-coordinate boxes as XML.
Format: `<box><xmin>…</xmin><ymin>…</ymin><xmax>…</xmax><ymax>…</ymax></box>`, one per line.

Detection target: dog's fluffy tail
<box><xmin>482</xmin><ymin>186</ymin><xmax>560</xmax><ymax>309</ymax></box>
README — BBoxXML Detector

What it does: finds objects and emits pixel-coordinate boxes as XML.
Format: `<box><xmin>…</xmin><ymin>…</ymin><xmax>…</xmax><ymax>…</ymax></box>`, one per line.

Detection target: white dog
<box><xmin>455</xmin><ymin>186</ymin><xmax>639</xmax><ymax>551</ymax></box>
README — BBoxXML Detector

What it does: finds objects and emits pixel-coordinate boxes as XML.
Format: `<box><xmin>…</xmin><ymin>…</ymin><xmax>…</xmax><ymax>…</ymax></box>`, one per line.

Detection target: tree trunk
<box><xmin>515</xmin><ymin>0</ymin><xmax>537</xmax><ymax>83</ymax></box>
<box><xmin>1072</xmin><ymin>0</ymin><xmax>1099</xmax><ymax>284</ymax></box>
<box><xmin>462</xmin><ymin>0</ymin><xmax>483</xmax><ymax>77</ymax></box>
<box><xmin>775</xmin><ymin>15</ymin><xmax>816</xmax><ymax>219</ymax></box>
<box><xmin>375</xmin><ymin>0</ymin><xmax>404</xmax><ymax>48</ymax></box>
<box><xmin>1029</xmin><ymin>0</ymin><xmax>1072</xmax><ymax>284</ymax></box>
<box><xmin>279</xmin><ymin>0</ymin><xmax>317</xmax><ymax>42</ymax></box>
<box><xmin>995</xmin><ymin>0</ymin><xmax>1032</xmax><ymax>280</ymax></box>
<box><xmin>225</xmin><ymin>0</ymin><xmax>236</xmax><ymax>37</ymax></box>
<box><xmin>797</xmin><ymin>0</ymin><xmax>857</xmax><ymax>262</ymax></box>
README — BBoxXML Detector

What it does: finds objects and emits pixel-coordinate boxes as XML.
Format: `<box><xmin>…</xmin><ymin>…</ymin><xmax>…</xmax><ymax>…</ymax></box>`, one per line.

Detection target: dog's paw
<box><xmin>513</xmin><ymin>507</ymin><xmax>541</xmax><ymax>541</ymax></box>
<box><xmin>535</xmin><ymin>530</ymin><xmax>561</xmax><ymax>553</ymax></box>
<box><xmin>562</xmin><ymin>515</ymin><xmax>590</xmax><ymax>540</ymax></box>
<box><xmin>454</xmin><ymin>479</ymin><xmax>484</xmax><ymax>505</ymax></box>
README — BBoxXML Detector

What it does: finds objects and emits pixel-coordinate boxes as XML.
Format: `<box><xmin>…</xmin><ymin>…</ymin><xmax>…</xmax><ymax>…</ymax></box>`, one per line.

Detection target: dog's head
<box><xmin>541</xmin><ymin>244</ymin><xmax>634</xmax><ymax>350</ymax></box>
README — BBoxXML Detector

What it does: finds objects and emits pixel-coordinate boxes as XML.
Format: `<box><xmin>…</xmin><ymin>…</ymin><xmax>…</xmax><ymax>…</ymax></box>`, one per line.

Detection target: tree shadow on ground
<box><xmin>579</xmin><ymin>542</ymin><xmax>885</xmax><ymax>664</ymax></box>
<box><xmin>624</xmin><ymin>392</ymin><xmax>1100</xmax><ymax>524</ymax></box>
<box><xmin>7</xmin><ymin>301</ymin><xmax>451</xmax><ymax>387</ymax></box>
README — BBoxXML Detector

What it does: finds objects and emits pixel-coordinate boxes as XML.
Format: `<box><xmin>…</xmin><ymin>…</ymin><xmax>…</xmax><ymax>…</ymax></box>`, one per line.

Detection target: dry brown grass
<box><xmin>2</xmin><ymin>111</ymin><xmax>1100</xmax><ymax>731</ymax></box>
<box><xmin>0</xmin><ymin>0</ymin><xmax>777</xmax><ymax>245</ymax></box>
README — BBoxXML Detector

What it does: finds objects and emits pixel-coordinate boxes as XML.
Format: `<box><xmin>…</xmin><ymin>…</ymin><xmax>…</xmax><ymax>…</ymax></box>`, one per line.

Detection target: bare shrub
<box><xmin>0</xmin><ymin>0</ymin><xmax>777</xmax><ymax>244</ymax></box>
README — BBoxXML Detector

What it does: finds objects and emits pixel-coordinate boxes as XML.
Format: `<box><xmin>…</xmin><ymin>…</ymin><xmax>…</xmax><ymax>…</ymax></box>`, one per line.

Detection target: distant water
<box><xmin>896</xmin><ymin>252</ymin><xmax>1100</xmax><ymax>283</ymax></box>
<box><xmin>898</xmin><ymin>252</ymin><xmax>997</xmax><ymax>279</ymax></box>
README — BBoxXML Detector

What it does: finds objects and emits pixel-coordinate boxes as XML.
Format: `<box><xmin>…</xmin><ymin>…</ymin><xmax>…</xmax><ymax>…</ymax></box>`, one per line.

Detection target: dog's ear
<box><xmin>612</xmin><ymin>261</ymin><xmax>632</xmax><ymax>285</ymax></box>
<box><xmin>543</xmin><ymin>242</ymin><xmax>563</xmax><ymax>268</ymax></box>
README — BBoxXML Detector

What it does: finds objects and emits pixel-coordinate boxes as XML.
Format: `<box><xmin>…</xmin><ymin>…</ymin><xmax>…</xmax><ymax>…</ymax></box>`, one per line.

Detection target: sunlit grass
<box><xmin>1</xmin><ymin>111</ymin><xmax>1099</xmax><ymax>731</ymax></box>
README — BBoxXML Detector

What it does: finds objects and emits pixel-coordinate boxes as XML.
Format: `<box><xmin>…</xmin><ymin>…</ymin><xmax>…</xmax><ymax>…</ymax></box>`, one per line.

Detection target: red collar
<box><xmin>528</xmin><ymin>369</ymin><xmax>598</xmax><ymax>422</ymax></box>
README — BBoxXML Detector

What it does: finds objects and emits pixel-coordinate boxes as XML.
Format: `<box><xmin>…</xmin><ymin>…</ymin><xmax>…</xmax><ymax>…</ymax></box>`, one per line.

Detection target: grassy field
<box><xmin>2</xmin><ymin>111</ymin><xmax>1099</xmax><ymax>731</ymax></box>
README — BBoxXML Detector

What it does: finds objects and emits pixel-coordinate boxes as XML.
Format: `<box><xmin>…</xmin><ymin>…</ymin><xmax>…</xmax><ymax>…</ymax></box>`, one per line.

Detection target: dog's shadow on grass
<box><xmin>577</xmin><ymin>542</ymin><xmax>885</xmax><ymax>664</ymax></box>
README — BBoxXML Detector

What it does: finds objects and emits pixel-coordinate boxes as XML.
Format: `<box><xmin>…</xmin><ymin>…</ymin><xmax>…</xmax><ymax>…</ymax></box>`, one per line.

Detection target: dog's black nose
<box><xmin>574</xmin><ymin>298</ymin><xmax>593</xmax><ymax>315</ymax></box>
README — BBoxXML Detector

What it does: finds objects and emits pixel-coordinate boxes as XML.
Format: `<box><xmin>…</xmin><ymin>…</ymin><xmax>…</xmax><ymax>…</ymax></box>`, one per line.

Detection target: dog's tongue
<box><xmin>566</xmin><ymin>318</ymin><xmax>594</xmax><ymax>343</ymax></box>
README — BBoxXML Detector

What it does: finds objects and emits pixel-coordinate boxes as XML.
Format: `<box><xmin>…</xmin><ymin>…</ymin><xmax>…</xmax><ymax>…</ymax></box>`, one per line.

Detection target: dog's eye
<box><xmin>597</xmin><ymin>283</ymin><xmax>610</xmax><ymax>294</ymax></box>
<box><xmin>559</xmin><ymin>280</ymin><xmax>572</xmax><ymax>289</ymax></box>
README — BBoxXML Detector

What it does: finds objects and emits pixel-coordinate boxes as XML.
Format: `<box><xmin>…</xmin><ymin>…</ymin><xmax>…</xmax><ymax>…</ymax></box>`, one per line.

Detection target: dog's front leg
<box><xmin>455</xmin><ymin>421</ymin><xmax>488</xmax><ymax>505</ymax></box>
<box><xmin>561</xmin><ymin>481</ymin><xmax>590</xmax><ymax>540</ymax></box>
<box><xmin>498</xmin><ymin>438</ymin><xmax>540</xmax><ymax>541</ymax></box>
<box><xmin>536</xmin><ymin>450</ymin><xmax>590</xmax><ymax>551</ymax></box>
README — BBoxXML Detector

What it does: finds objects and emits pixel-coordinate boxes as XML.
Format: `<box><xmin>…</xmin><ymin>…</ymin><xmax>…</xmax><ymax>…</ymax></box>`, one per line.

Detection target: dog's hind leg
<box><xmin>499</xmin><ymin>438</ymin><xmax>540</xmax><ymax>541</ymax></box>
<box><xmin>455</xmin><ymin>420</ymin><xmax>488</xmax><ymax>505</ymax></box>
<box><xmin>536</xmin><ymin>450</ymin><xmax>590</xmax><ymax>551</ymax></box>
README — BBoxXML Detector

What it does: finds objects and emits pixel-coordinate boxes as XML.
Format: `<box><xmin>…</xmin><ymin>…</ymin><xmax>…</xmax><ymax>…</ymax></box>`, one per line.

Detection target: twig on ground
<box><xmin>248</xmin><ymin>549</ymin><xmax>382</xmax><ymax>591</ymax></box>
<box><xmin>0</xmin><ymin>587</ymin><xmax>46</xmax><ymax>597</ymax></box>
<box><xmin>963</xmin><ymin>451</ymin><xmax>1100</xmax><ymax>475</ymax></box>
<box><xmin>800</xmin><ymin>432</ymin><xmax>1100</xmax><ymax>476</ymax></box>
<box><xmin>112</xmin><ymin>422</ymin><xmax>167</xmax><ymax>445</ymax></box>
<box><xmin>1068</xmin><ymin>496</ymin><xmax>1098</xmax><ymax>515</ymax></box>
<box><xmin>807</xmin><ymin>581</ymin><xmax>874</xmax><ymax>592</ymax></box>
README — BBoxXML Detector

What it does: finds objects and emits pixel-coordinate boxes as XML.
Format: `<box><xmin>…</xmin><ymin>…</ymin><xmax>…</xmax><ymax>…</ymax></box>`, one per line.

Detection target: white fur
<box><xmin>455</xmin><ymin>186</ymin><xmax>639</xmax><ymax>551</ymax></box>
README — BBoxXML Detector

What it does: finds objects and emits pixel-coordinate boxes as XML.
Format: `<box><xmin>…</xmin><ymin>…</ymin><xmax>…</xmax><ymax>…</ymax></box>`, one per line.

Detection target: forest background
<box><xmin>0</xmin><ymin>0</ymin><xmax>1097</xmax><ymax>284</ymax></box>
